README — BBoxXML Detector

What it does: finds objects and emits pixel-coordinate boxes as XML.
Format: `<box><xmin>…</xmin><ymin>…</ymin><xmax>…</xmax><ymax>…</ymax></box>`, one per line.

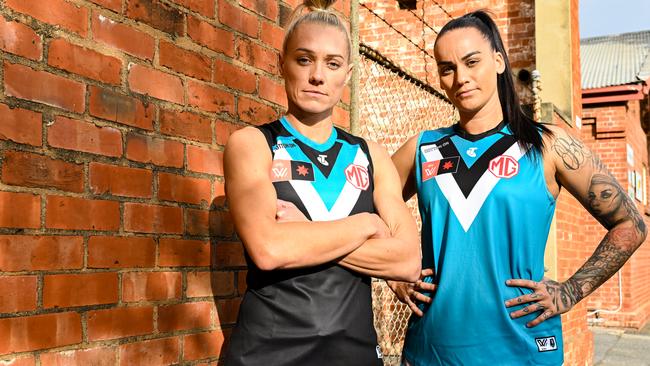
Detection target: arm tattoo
<box><xmin>552</xmin><ymin>134</ymin><xmax>591</xmax><ymax>170</ymax></box>
<box><xmin>561</xmin><ymin>172</ymin><xmax>647</xmax><ymax>305</ymax></box>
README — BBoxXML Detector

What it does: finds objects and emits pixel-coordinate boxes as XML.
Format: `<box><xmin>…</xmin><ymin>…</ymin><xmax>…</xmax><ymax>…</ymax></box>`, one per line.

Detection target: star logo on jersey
<box><xmin>466</xmin><ymin>147</ymin><xmax>478</xmax><ymax>157</ymax></box>
<box><xmin>317</xmin><ymin>154</ymin><xmax>329</xmax><ymax>166</ymax></box>
<box><xmin>296</xmin><ymin>164</ymin><xmax>310</xmax><ymax>176</ymax></box>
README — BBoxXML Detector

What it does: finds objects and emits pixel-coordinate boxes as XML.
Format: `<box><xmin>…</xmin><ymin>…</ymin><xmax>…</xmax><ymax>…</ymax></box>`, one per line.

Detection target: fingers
<box><xmin>410</xmin><ymin>290</ymin><xmax>432</xmax><ymax>304</ymax></box>
<box><xmin>421</xmin><ymin>268</ymin><xmax>434</xmax><ymax>277</ymax></box>
<box><xmin>405</xmin><ymin>295</ymin><xmax>423</xmax><ymax>317</ymax></box>
<box><xmin>509</xmin><ymin>302</ymin><xmax>546</xmax><ymax>320</ymax></box>
<box><xmin>505</xmin><ymin>279</ymin><xmax>540</xmax><ymax>289</ymax></box>
<box><xmin>504</xmin><ymin>291</ymin><xmax>544</xmax><ymax>308</ymax></box>
<box><xmin>526</xmin><ymin>310</ymin><xmax>554</xmax><ymax>328</ymax></box>
<box><xmin>415</xmin><ymin>280</ymin><xmax>436</xmax><ymax>292</ymax></box>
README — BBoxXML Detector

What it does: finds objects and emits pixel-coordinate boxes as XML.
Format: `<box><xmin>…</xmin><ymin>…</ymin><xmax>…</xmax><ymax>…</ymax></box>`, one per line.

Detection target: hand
<box><xmin>276</xmin><ymin>200</ymin><xmax>308</xmax><ymax>222</ymax></box>
<box><xmin>388</xmin><ymin>268</ymin><xmax>436</xmax><ymax>317</ymax></box>
<box><xmin>505</xmin><ymin>277</ymin><xmax>575</xmax><ymax>327</ymax></box>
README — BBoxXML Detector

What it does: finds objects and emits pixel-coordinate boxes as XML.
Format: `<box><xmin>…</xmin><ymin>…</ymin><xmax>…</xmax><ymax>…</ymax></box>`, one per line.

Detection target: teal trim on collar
<box><xmin>280</xmin><ymin>116</ymin><xmax>338</xmax><ymax>151</ymax></box>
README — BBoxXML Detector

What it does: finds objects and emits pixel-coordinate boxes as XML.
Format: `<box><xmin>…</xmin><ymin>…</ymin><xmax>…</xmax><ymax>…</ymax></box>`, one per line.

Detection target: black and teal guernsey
<box><xmin>224</xmin><ymin>117</ymin><xmax>383</xmax><ymax>366</ymax></box>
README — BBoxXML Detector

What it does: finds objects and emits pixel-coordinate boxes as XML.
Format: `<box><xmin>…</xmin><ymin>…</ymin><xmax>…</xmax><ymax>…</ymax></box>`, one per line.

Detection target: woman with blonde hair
<box><xmin>223</xmin><ymin>1</ymin><xmax>420</xmax><ymax>364</ymax></box>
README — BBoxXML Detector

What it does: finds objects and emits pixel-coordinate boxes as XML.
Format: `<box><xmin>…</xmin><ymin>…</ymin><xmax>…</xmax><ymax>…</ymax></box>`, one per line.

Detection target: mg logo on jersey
<box><xmin>535</xmin><ymin>336</ymin><xmax>558</xmax><ymax>352</ymax></box>
<box><xmin>345</xmin><ymin>164</ymin><xmax>370</xmax><ymax>191</ymax></box>
<box><xmin>488</xmin><ymin>155</ymin><xmax>519</xmax><ymax>178</ymax></box>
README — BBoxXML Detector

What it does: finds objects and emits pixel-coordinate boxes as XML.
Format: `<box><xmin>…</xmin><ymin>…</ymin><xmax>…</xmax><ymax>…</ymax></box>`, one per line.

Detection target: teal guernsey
<box><xmin>403</xmin><ymin>122</ymin><xmax>563</xmax><ymax>366</ymax></box>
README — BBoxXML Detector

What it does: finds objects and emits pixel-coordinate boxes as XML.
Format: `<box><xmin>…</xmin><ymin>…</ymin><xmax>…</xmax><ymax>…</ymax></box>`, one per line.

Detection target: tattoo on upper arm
<box><xmin>551</xmin><ymin>133</ymin><xmax>607</xmax><ymax>172</ymax></box>
<box><xmin>587</xmin><ymin>173</ymin><xmax>646</xmax><ymax>234</ymax></box>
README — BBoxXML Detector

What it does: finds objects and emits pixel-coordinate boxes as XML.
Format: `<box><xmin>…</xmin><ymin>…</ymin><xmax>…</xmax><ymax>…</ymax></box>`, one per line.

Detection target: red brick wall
<box><xmin>0</xmin><ymin>0</ymin><xmax>351</xmax><ymax>364</ymax></box>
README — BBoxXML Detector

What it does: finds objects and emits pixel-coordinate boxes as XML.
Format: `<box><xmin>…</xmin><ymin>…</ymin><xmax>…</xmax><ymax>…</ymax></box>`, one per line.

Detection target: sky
<box><xmin>580</xmin><ymin>0</ymin><xmax>650</xmax><ymax>39</ymax></box>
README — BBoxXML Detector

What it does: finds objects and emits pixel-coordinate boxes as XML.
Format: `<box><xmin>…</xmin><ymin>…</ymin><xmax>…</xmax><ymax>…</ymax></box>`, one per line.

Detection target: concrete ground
<box><xmin>592</xmin><ymin>323</ymin><xmax>650</xmax><ymax>365</ymax></box>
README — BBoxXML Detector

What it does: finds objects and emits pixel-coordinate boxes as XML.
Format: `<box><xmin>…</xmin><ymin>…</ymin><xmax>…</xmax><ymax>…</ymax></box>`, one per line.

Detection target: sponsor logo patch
<box><xmin>345</xmin><ymin>164</ymin><xmax>370</xmax><ymax>191</ymax></box>
<box><xmin>421</xmin><ymin>156</ymin><xmax>460</xmax><ymax>182</ymax></box>
<box><xmin>317</xmin><ymin>154</ymin><xmax>329</xmax><ymax>166</ymax></box>
<box><xmin>466</xmin><ymin>147</ymin><xmax>478</xmax><ymax>157</ymax></box>
<box><xmin>270</xmin><ymin>160</ymin><xmax>315</xmax><ymax>182</ymax></box>
<box><xmin>375</xmin><ymin>345</ymin><xmax>383</xmax><ymax>359</ymax></box>
<box><xmin>535</xmin><ymin>336</ymin><xmax>558</xmax><ymax>352</ymax></box>
<box><xmin>271</xmin><ymin>142</ymin><xmax>297</xmax><ymax>151</ymax></box>
<box><xmin>488</xmin><ymin>155</ymin><xmax>519</xmax><ymax>178</ymax></box>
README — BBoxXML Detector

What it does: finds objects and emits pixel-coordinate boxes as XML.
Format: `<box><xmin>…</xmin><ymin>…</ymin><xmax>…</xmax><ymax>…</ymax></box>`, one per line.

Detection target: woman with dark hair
<box><xmin>390</xmin><ymin>10</ymin><xmax>646</xmax><ymax>365</ymax></box>
<box><xmin>223</xmin><ymin>0</ymin><xmax>420</xmax><ymax>365</ymax></box>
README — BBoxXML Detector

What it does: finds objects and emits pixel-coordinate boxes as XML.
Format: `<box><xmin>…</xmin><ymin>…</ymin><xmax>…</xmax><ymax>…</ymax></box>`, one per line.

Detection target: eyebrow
<box><xmin>437</xmin><ymin>50</ymin><xmax>482</xmax><ymax>66</ymax></box>
<box><xmin>294</xmin><ymin>47</ymin><xmax>345</xmax><ymax>59</ymax></box>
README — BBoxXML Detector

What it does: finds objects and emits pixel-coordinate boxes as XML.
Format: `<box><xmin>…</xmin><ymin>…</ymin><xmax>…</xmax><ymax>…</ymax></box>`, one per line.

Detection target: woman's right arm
<box><xmin>224</xmin><ymin>127</ymin><xmax>387</xmax><ymax>271</ymax></box>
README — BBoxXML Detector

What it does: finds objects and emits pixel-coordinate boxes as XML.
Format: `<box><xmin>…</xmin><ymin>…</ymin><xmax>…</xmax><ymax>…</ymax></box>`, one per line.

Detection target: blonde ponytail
<box><xmin>282</xmin><ymin>0</ymin><xmax>351</xmax><ymax>60</ymax></box>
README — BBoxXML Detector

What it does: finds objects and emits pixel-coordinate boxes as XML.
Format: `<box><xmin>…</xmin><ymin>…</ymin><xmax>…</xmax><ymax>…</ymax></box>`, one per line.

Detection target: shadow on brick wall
<box><xmin>209</xmin><ymin>194</ymin><xmax>245</xmax><ymax>360</ymax></box>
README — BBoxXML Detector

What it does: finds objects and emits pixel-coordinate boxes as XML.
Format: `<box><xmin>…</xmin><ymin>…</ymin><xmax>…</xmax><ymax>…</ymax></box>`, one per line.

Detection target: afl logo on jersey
<box><xmin>345</xmin><ymin>164</ymin><xmax>370</xmax><ymax>191</ymax></box>
<box><xmin>489</xmin><ymin>155</ymin><xmax>519</xmax><ymax>178</ymax></box>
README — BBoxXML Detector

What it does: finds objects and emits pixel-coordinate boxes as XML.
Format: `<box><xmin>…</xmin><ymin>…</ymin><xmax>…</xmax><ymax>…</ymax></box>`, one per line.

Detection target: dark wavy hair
<box><xmin>435</xmin><ymin>10</ymin><xmax>551</xmax><ymax>155</ymax></box>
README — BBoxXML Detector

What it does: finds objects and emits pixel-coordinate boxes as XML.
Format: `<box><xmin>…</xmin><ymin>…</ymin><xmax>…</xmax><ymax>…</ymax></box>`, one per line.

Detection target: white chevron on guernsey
<box><xmin>421</xmin><ymin>142</ymin><xmax>528</xmax><ymax>231</ymax></box>
<box><xmin>273</xmin><ymin>146</ymin><xmax>369</xmax><ymax>221</ymax></box>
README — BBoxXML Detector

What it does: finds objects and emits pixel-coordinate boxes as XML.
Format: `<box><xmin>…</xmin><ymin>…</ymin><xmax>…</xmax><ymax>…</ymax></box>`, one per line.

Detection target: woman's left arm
<box><xmin>506</xmin><ymin>126</ymin><xmax>647</xmax><ymax>327</ymax></box>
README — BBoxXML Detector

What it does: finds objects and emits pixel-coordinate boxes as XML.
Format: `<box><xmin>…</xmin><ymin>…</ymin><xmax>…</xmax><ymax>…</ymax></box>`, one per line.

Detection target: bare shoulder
<box><xmin>226</xmin><ymin>126</ymin><xmax>267</xmax><ymax>151</ymax></box>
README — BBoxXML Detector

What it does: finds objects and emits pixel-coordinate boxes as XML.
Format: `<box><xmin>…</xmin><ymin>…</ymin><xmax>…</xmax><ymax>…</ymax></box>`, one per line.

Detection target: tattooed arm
<box><xmin>506</xmin><ymin>126</ymin><xmax>647</xmax><ymax>327</ymax></box>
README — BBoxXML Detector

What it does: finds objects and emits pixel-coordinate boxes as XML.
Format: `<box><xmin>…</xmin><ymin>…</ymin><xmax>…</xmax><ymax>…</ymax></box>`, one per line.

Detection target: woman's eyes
<box><xmin>467</xmin><ymin>58</ymin><xmax>479</xmax><ymax>66</ymax></box>
<box><xmin>297</xmin><ymin>57</ymin><xmax>311</xmax><ymax>65</ymax></box>
<box><xmin>327</xmin><ymin>61</ymin><xmax>341</xmax><ymax>69</ymax></box>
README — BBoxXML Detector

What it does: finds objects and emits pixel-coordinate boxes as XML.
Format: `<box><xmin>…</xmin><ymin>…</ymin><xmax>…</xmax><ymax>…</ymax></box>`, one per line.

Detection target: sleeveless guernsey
<box><xmin>225</xmin><ymin>117</ymin><xmax>383</xmax><ymax>366</ymax></box>
<box><xmin>403</xmin><ymin>122</ymin><xmax>563</xmax><ymax>366</ymax></box>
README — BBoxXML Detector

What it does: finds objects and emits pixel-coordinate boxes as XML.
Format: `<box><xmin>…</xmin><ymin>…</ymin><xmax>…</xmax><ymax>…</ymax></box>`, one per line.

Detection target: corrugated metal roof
<box><xmin>581</xmin><ymin>30</ymin><xmax>650</xmax><ymax>89</ymax></box>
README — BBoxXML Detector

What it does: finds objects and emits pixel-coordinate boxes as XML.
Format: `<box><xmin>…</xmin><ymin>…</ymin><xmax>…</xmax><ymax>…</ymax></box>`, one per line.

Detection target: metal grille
<box><xmin>358</xmin><ymin>43</ymin><xmax>456</xmax><ymax>365</ymax></box>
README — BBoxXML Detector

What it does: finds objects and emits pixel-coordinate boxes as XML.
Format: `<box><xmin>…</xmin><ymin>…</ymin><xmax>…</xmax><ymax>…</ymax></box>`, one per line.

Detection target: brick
<box><xmin>237</xmin><ymin>270</ymin><xmax>247</xmax><ymax>294</ymax></box>
<box><xmin>187</xmin><ymin>145</ymin><xmax>224</xmax><ymax>175</ymax></box>
<box><xmin>0</xmin><ymin>191</ymin><xmax>40</xmax><ymax>229</ymax></box>
<box><xmin>6</xmin><ymin>0</ymin><xmax>88</xmax><ymax>36</ymax></box>
<box><xmin>0</xmin><ymin>312</ymin><xmax>81</xmax><ymax>353</ymax></box>
<box><xmin>240</xmin><ymin>0</ymin><xmax>278</xmax><ymax>21</ymax></box>
<box><xmin>183</xmin><ymin>331</ymin><xmax>225</xmax><ymax>360</ymax></box>
<box><xmin>88</xmin><ymin>85</ymin><xmax>155</xmax><ymax>130</ymax></box>
<box><xmin>158</xmin><ymin>172</ymin><xmax>211</xmax><ymax>205</ymax></box>
<box><xmin>46</xmin><ymin>196</ymin><xmax>120</xmax><ymax>231</ymax></box>
<box><xmin>43</xmin><ymin>272</ymin><xmax>118</xmax><ymax>308</ymax></box>
<box><xmin>88</xmin><ymin>236</ymin><xmax>156</xmax><ymax>268</ymax></box>
<box><xmin>218</xmin><ymin>0</ymin><xmax>257</xmax><ymax>37</ymax></box>
<box><xmin>237</xmin><ymin>96</ymin><xmax>277</xmax><ymax>125</ymax></box>
<box><xmin>0</xmin><ymin>235</ymin><xmax>83</xmax><ymax>271</ymax></box>
<box><xmin>4</xmin><ymin>62</ymin><xmax>85</xmax><ymax>113</ymax></box>
<box><xmin>187</xmin><ymin>15</ymin><xmax>234</xmax><ymax>57</ymax></box>
<box><xmin>0</xmin><ymin>276</ymin><xmax>37</xmax><ymax>313</ymax></box>
<box><xmin>87</xmin><ymin>306</ymin><xmax>154</xmax><ymax>341</ymax></box>
<box><xmin>259</xmin><ymin>75</ymin><xmax>287</xmax><ymax>107</ymax></box>
<box><xmin>125</xmin><ymin>0</ymin><xmax>185</xmax><ymax>35</ymax></box>
<box><xmin>159</xmin><ymin>41</ymin><xmax>212</xmax><ymax>82</ymax></box>
<box><xmin>211</xmin><ymin>210</ymin><xmax>234</xmax><ymax>237</ymax></box>
<box><xmin>48</xmin><ymin>116</ymin><xmax>123</xmax><ymax>157</ymax></box>
<box><xmin>172</xmin><ymin>0</ymin><xmax>214</xmax><ymax>17</ymax></box>
<box><xmin>2</xmin><ymin>151</ymin><xmax>83</xmax><ymax>193</ymax></box>
<box><xmin>213</xmin><ymin>59</ymin><xmax>256</xmax><ymax>93</ymax></box>
<box><xmin>213</xmin><ymin>242</ymin><xmax>246</xmax><ymax>267</ymax></box>
<box><xmin>40</xmin><ymin>347</ymin><xmax>117</xmax><ymax>366</ymax></box>
<box><xmin>0</xmin><ymin>356</ymin><xmax>35</xmax><ymax>366</ymax></box>
<box><xmin>187</xmin><ymin>80</ymin><xmax>235</xmax><ymax>114</ymax></box>
<box><xmin>215</xmin><ymin>298</ymin><xmax>241</xmax><ymax>325</ymax></box>
<box><xmin>333</xmin><ymin>105</ymin><xmax>350</xmax><ymax>129</ymax></box>
<box><xmin>128</xmin><ymin>64</ymin><xmax>184</xmax><ymax>104</ymax></box>
<box><xmin>0</xmin><ymin>17</ymin><xmax>42</xmax><ymax>60</ymax></box>
<box><xmin>92</xmin><ymin>12</ymin><xmax>155</xmax><ymax>60</ymax></box>
<box><xmin>160</xmin><ymin>109</ymin><xmax>212</xmax><ymax>143</ymax></box>
<box><xmin>215</xmin><ymin>119</ymin><xmax>241</xmax><ymax>146</ymax></box>
<box><xmin>261</xmin><ymin>21</ymin><xmax>284</xmax><ymax>50</ymax></box>
<box><xmin>124</xmin><ymin>203</ymin><xmax>183</xmax><ymax>234</ymax></box>
<box><xmin>125</xmin><ymin>133</ymin><xmax>184</xmax><ymax>168</ymax></box>
<box><xmin>122</xmin><ymin>271</ymin><xmax>182</xmax><ymax>302</ymax></box>
<box><xmin>90</xmin><ymin>162</ymin><xmax>152</xmax><ymax>198</ymax></box>
<box><xmin>185</xmin><ymin>208</ymin><xmax>209</xmax><ymax>235</ymax></box>
<box><xmin>119</xmin><ymin>338</ymin><xmax>179</xmax><ymax>366</ymax></box>
<box><xmin>187</xmin><ymin>271</ymin><xmax>234</xmax><ymax>297</ymax></box>
<box><xmin>158</xmin><ymin>302</ymin><xmax>213</xmax><ymax>332</ymax></box>
<box><xmin>48</xmin><ymin>38</ymin><xmax>122</xmax><ymax>84</ymax></box>
<box><xmin>159</xmin><ymin>238</ymin><xmax>209</xmax><ymax>267</ymax></box>
<box><xmin>0</xmin><ymin>104</ymin><xmax>42</xmax><ymax>146</ymax></box>
<box><xmin>237</xmin><ymin>39</ymin><xmax>278</xmax><ymax>74</ymax></box>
